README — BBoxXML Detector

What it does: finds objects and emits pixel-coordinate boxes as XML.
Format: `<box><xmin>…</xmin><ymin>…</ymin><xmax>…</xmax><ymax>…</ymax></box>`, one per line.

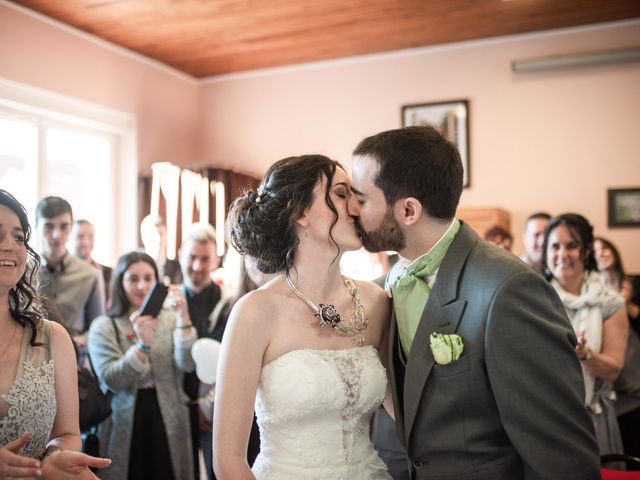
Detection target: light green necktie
<box><xmin>391</xmin><ymin>219</ymin><xmax>460</xmax><ymax>357</ymax></box>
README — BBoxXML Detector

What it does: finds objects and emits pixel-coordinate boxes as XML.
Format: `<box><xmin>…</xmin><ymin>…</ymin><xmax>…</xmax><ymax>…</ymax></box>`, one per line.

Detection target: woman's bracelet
<box><xmin>175</xmin><ymin>323</ymin><xmax>194</xmax><ymax>330</ymax></box>
<box><xmin>580</xmin><ymin>349</ymin><xmax>593</xmax><ymax>361</ymax></box>
<box><xmin>136</xmin><ymin>342</ymin><xmax>151</xmax><ymax>353</ymax></box>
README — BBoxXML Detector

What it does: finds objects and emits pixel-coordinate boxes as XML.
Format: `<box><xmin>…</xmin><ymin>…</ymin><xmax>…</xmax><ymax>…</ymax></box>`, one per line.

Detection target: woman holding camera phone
<box><xmin>88</xmin><ymin>251</ymin><xmax>196</xmax><ymax>480</ymax></box>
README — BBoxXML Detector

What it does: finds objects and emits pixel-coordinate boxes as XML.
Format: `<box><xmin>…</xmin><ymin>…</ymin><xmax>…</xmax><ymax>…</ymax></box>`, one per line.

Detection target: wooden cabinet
<box><xmin>457</xmin><ymin>207</ymin><xmax>511</xmax><ymax>237</ymax></box>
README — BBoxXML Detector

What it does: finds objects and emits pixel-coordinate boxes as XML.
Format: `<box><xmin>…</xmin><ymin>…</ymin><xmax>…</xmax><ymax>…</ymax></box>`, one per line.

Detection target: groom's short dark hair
<box><xmin>353</xmin><ymin>126</ymin><xmax>463</xmax><ymax>219</ymax></box>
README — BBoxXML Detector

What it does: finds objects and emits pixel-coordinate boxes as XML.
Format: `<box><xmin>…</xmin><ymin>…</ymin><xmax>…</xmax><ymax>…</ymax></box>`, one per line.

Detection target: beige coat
<box><xmin>88</xmin><ymin>310</ymin><xmax>195</xmax><ymax>480</ymax></box>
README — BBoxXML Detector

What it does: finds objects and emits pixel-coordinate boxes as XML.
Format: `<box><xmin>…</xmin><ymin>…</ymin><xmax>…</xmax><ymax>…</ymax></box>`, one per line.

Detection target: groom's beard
<box><xmin>355</xmin><ymin>209</ymin><xmax>406</xmax><ymax>253</ymax></box>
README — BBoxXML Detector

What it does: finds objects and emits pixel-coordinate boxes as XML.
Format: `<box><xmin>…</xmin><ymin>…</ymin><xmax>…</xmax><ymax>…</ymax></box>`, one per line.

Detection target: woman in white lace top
<box><xmin>213</xmin><ymin>155</ymin><xmax>392</xmax><ymax>479</ymax></box>
<box><xmin>0</xmin><ymin>189</ymin><xmax>111</xmax><ymax>479</ymax></box>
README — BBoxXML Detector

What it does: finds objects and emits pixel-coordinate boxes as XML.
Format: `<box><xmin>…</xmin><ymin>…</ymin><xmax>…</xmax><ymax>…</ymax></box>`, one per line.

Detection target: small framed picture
<box><xmin>402</xmin><ymin>99</ymin><xmax>470</xmax><ymax>187</ymax></box>
<box><xmin>608</xmin><ymin>188</ymin><xmax>640</xmax><ymax>227</ymax></box>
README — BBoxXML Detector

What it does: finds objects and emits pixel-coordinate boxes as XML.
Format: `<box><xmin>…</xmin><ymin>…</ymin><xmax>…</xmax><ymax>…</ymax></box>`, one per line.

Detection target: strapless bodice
<box><xmin>252</xmin><ymin>345</ymin><xmax>391</xmax><ymax>479</ymax></box>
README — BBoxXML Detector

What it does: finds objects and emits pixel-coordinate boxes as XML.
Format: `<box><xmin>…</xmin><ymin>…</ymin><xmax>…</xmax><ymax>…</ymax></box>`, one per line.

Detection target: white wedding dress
<box><xmin>252</xmin><ymin>345</ymin><xmax>392</xmax><ymax>479</ymax></box>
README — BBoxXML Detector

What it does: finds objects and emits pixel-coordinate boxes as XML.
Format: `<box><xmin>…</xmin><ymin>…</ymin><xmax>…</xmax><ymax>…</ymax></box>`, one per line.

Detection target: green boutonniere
<box><xmin>429</xmin><ymin>332</ymin><xmax>464</xmax><ymax>365</ymax></box>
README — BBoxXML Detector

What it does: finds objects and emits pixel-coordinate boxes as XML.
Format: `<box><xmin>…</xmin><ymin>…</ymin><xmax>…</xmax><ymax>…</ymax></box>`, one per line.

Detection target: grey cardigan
<box><xmin>88</xmin><ymin>310</ymin><xmax>196</xmax><ymax>480</ymax></box>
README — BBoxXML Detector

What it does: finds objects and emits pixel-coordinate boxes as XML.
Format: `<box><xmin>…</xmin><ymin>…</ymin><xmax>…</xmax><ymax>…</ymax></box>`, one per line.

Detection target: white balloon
<box><xmin>191</xmin><ymin>338</ymin><xmax>222</xmax><ymax>385</ymax></box>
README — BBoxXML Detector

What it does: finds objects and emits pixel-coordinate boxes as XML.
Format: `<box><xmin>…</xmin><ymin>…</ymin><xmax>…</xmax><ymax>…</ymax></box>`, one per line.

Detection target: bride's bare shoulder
<box><xmin>228</xmin><ymin>280</ymin><xmax>288</xmax><ymax>325</ymax></box>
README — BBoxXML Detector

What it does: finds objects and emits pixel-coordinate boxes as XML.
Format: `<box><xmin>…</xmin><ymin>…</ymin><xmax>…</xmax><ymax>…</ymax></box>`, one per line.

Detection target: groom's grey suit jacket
<box><xmin>389</xmin><ymin>222</ymin><xmax>600</xmax><ymax>480</ymax></box>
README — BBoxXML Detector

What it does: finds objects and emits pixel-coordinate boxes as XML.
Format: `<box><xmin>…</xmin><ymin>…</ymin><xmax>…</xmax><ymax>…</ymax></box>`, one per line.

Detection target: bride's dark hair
<box><xmin>228</xmin><ymin>154</ymin><xmax>343</xmax><ymax>274</ymax></box>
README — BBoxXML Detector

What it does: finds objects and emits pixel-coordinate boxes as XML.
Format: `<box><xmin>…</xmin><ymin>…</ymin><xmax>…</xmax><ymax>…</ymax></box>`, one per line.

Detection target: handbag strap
<box><xmin>85</xmin><ymin>317</ymin><xmax>121</xmax><ymax>377</ymax></box>
<box><xmin>109</xmin><ymin>316</ymin><xmax>121</xmax><ymax>345</ymax></box>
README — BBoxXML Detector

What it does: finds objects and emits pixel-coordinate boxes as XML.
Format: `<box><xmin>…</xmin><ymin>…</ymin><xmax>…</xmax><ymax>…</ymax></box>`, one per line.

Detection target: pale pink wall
<box><xmin>0</xmin><ymin>2</ymin><xmax>199</xmax><ymax>173</ymax></box>
<box><xmin>1</xmin><ymin>2</ymin><xmax>638</xmax><ymax>271</ymax></box>
<box><xmin>199</xmin><ymin>21</ymin><xmax>640</xmax><ymax>271</ymax></box>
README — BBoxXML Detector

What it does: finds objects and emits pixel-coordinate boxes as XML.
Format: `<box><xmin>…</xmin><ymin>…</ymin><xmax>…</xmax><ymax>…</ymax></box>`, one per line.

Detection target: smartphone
<box><xmin>139</xmin><ymin>283</ymin><xmax>169</xmax><ymax>317</ymax></box>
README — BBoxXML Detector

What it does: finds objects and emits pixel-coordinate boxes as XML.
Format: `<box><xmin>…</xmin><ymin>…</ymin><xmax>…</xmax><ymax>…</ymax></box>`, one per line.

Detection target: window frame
<box><xmin>0</xmin><ymin>76</ymin><xmax>138</xmax><ymax>264</ymax></box>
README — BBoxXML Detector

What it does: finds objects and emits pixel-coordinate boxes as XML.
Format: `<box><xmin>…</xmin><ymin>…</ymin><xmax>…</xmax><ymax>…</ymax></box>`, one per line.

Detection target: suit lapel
<box><xmin>402</xmin><ymin>222</ymin><xmax>477</xmax><ymax>442</ymax></box>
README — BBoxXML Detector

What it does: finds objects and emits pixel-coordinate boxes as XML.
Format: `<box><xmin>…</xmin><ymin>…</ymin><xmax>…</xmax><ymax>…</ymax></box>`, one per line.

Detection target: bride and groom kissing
<box><xmin>212</xmin><ymin>126</ymin><xmax>601</xmax><ymax>479</ymax></box>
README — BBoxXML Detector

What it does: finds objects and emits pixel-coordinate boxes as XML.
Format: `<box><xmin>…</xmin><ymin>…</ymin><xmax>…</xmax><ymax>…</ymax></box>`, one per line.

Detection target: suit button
<box><xmin>413</xmin><ymin>458</ymin><xmax>424</xmax><ymax>468</ymax></box>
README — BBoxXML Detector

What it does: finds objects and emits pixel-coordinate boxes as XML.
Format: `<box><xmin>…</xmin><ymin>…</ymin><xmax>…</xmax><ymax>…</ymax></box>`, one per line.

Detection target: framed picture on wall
<box><xmin>608</xmin><ymin>188</ymin><xmax>640</xmax><ymax>227</ymax></box>
<box><xmin>402</xmin><ymin>99</ymin><xmax>470</xmax><ymax>187</ymax></box>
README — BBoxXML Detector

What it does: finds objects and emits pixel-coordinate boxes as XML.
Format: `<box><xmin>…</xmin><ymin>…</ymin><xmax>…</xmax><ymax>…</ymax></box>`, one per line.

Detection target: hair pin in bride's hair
<box><xmin>255</xmin><ymin>186</ymin><xmax>265</xmax><ymax>204</ymax></box>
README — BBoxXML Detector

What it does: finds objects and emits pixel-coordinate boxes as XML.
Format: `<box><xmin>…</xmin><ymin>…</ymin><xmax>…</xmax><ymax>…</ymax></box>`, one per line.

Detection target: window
<box><xmin>0</xmin><ymin>77</ymin><xmax>137</xmax><ymax>265</ymax></box>
<box><xmin>0</xmin><ymin>115</ymin><xmax>38</xmax><ymax>216</ymax></box>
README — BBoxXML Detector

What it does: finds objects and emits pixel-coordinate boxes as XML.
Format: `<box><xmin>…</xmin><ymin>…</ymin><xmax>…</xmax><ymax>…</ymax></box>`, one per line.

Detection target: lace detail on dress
<box><xmin>334</xmin><ymin>355</ymin><xmax>362</xmax><ymax>465</ymax></box>
<box><xmin>252</xmin><ymin>345</ymin><xmax>390</xmax><ymax>479</ymax></box>
<box><xmin>0</xmin><ymin>358</ymin><xmax>56</xmax><ymax>458</ymax></box>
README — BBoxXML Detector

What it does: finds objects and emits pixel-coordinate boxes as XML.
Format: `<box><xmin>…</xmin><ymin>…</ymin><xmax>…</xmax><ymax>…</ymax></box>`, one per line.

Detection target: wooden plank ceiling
<box><xmin>10</xmin><ymin>0</ymin><xmax>640</xmax><ymax>78</ymax></box>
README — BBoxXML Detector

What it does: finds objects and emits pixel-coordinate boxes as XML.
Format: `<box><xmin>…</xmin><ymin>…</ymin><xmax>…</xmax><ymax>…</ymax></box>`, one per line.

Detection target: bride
<box><xmin>212</xmin><ymin>154</ymin><xmax>392</xmax><ymax>479</ymax></box>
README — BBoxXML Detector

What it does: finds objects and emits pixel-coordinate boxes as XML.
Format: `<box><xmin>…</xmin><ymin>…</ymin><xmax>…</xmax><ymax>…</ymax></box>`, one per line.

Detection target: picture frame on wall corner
<box><xmin>608</xmin><ymin>188</ymin><xmax>640</xmax><ymax>228</ymax></box>
<box><xmin>402</xmin><ymin>99</ymin><xmax>470</xmax><ymax>187</ymax></box>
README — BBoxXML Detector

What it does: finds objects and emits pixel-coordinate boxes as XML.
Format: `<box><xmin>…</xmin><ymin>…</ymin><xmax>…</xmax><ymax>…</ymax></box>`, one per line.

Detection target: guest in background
<box><xmin>594</xmin><ymin>236</ymin><xmax>640</xmax><ymax>462</ymax></box>
<box><xmin>594</xmin><ymin>237</ymin><xmax>640</xmax><ymax>330</ymax></box>
<box><xmin>71</xmin><ymin>219</ymin><xmax>113</xmax><ymax>306</ymax></box>
<box><xmin>484</xmin><ymin>225</ymin><xmax>513</xmax><ymax>251</ymax></box>
<box><xmin>88</xmin><ymin>252</ymin><xmax>195</xmax><ymax>480</ymax></box>
<box><xmin>0</xmin><ymin>189</ymin><xmax>110</xmax><ymax>479</ymax></box>
<box><xmin>543</xmin><ymin>214</ymin><xmax>628</xmax><ymax>456</ymax></box>
<box><xmin>140</xmin><ymin>215</ymin><xmax>182</xmax><ymax>285</ymax></box>
<box><xmin>178</xmin><ymin>223</ymin><xmax>224</xmax><ymax>480</ymax></box>
<box><xmin>35</xmin><ymin>196</ymin><xmax>105</xmax><ymax>366</ymax></box>
<box><xmin>521</xmin><ymin>211</ymin><xmax>551</xmax><ymax>274</ymax></box>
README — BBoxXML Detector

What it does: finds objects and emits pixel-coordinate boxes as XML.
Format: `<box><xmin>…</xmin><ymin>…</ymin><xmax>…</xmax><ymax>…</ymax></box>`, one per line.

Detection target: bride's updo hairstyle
<box><xmin>228</xmin><ymin>154</ymin><xmax>343</xmax><ymax>274</ymax></box>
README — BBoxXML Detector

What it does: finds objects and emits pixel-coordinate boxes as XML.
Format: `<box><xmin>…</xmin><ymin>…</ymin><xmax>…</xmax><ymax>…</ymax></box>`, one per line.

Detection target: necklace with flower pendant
<box><xmin>285</xmin><ymin>270</ymin><xmax>368</xmax><ymax>346</ymax></box>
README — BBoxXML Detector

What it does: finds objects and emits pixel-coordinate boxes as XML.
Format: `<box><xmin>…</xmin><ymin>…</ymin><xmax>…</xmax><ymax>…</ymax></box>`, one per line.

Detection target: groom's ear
<box><xmin>395</xmin><ymin>197</ymin><xmax>422</xmax><ymax>226</ymax></box>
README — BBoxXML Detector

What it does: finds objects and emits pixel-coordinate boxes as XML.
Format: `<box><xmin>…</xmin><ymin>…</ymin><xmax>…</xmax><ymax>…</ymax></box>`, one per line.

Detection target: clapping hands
<box><xmin>0</xmin><ymin>433</ymin><xmax>111</xmax><ymax>480</ymax></box>
<box><xmin>575</xmin><ymin>331</ymin><xmax>591</xmax><ymax>361</ymax></box>
<box><xmin>0</xmin><ymin>432</ymin><xmax>41</xmax><ymax>479</ymax></box>
<box><xmin>41</xmin><ymin>448</ymin><xmax>111</xmax><ymax>480</ymax></box>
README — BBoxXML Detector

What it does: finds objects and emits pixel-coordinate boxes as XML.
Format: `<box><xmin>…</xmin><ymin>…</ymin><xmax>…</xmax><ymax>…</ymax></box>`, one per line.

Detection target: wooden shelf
<box><xmin>457</xmin><ymin>207</ymin><xmax>511</xmax><ymax>237</ymax></box>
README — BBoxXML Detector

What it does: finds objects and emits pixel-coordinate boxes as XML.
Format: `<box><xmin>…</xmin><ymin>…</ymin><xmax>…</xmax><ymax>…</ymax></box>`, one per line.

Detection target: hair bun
<box><xmin>227</xmin><ymin>155</ymin><xmax>341</xmax><ymax>274</ymax></box>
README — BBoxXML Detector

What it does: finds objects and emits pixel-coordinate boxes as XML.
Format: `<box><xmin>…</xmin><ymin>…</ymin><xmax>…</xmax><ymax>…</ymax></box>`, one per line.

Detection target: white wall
<box><xmin>198</xmin><ymin>20</ymin><xmax>640</xmax><ymax>271</ymax></box>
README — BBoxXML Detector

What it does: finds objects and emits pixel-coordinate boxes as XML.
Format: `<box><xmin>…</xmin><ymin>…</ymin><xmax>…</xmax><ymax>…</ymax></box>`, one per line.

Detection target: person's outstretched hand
<box><xmin>0</xmin><ymin>432</ymin><xmax>42</xmax><ymax>479</ymax></box>
<box><xmin>41</xmin><ymin>449</ymin><xmax>111</xmax><ymax>480</ymax></box>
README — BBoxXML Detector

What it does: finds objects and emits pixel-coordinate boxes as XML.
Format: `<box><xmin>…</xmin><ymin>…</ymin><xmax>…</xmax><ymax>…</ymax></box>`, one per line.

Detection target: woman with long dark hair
<box><xmin>213</xmin><ymin>155</ymin><xmax>392</xmax><ymax>479</ymax></box>
<box><xmin>0</xmin><ymin>189</ymin><xmax>110</xmax><ymax>479</ymax></box>
<box><xmin>543</xmin><ymin>214</ymin><xmax>628</xmax><ymax>456</ymax></box>
<box><xmin>88</xmin><ymin>251</ymin><xmax>195</xmax><ymax>480</ymax></box>
<box><xmin>594</xmin><ymin>236</ymin><xmax>640</xmax><ymax>329</ymax></box>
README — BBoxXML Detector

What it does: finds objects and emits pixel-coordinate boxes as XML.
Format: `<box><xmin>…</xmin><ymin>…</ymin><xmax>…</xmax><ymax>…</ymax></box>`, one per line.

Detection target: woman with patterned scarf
<box><xmin>542</xmin><ymin>213</ymin><xmax>628</xmax><ymax>456</ymax></box>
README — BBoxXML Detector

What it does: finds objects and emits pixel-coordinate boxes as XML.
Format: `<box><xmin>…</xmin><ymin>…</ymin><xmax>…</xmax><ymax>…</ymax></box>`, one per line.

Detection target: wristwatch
<box><xmin>581</xmin><ymin>349</ymin><xmax>593</xmax><ymax>361</ymax></box>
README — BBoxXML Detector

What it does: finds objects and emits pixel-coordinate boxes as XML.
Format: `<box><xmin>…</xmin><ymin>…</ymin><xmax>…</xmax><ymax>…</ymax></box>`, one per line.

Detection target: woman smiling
<box><xmin>542</xmin><ymin>213</ymin><xmax>628</xmax><ymax>456</ymax></box>
<box><xmin>0</xmin><ymin>189</ymin><xmax>110</xmax><ymax>479</ymax></box>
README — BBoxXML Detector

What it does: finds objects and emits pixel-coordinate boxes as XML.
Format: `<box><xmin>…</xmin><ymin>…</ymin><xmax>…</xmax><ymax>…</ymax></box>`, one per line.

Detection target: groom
<box><xmin>348</xmin><ymin>126</ymin><xmax>600</xmax><ymax>479</ymax></box>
